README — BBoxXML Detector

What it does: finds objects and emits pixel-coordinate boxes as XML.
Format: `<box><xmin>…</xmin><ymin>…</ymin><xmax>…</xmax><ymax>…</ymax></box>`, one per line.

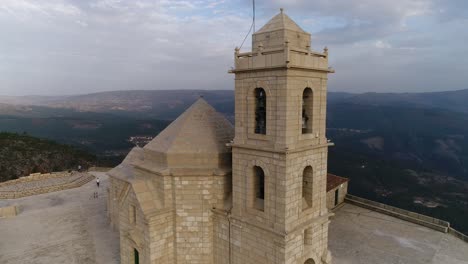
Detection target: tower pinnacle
<box><xmin>252</xmin><ymin>9</ymin><xmax>310</xmax><ymax>51</ymax></box>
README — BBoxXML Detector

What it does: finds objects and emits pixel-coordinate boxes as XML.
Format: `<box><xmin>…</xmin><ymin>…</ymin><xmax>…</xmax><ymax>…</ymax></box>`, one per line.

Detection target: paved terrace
<box><xmin>0</xmin><ymin>172</ymin><xmax>119</xmax><ymax>264</ymax></box>
<box><xmin>329</xmin><ymin>203</ymin><xmax>468</xmax><ymax>264</ymax></box>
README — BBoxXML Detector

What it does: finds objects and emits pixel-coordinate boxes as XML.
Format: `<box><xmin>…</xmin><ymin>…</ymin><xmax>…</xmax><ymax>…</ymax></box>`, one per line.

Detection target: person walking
<box><xmin>96</xmin><ymin>177</ymin><xmax>100</xmax><ymax>188</ymax></box>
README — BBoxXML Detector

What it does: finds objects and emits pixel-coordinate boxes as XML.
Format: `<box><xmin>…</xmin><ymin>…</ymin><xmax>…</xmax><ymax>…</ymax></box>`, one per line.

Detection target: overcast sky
<box><xmin>1</xmin><ymin>0</ymin><xmax>467</xmax><ymax>96</ymax></box>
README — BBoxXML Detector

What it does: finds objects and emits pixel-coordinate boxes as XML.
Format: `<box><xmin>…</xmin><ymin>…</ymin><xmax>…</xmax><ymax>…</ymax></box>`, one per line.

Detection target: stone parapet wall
<box><xmin>88</xmin><ymin>167</ymin><xmax>112</xmax><ymax>172</ymax></box>
<box><xmin>0</xmin><ymin>172</ymin><xmax>95</xmax><ymax>199</ymax></box>
<box><xmin>345</xmin><ymin>194</ymin><xmax>468</xmax><ymax>244</ymax></box>
<box><xmin>345</xmin><ymin>194</ymin><xmax>449</xmax><ymax>230</ymax></box>
<box><xmin>449</xmin><ymin>228</ymin><xmax>468</xmax><ymax>243</ymax></box>
<box><xmin>0</xmin><ymin>172</ymin><xmax>69</xmax><ymax>187</ymax></box>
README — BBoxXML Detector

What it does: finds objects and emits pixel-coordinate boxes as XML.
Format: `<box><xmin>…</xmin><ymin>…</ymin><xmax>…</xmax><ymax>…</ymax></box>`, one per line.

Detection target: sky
<box><xmin>0</xmin><ymin>0</ymin><xmax>467</xmax><ymax>96</ymax></box>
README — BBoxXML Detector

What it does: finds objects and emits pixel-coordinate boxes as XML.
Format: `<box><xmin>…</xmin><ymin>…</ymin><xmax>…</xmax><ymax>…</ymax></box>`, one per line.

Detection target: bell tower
<box><xmin>229</xmin><ymin>9</ymin><xmax>334</xmax><ymax>264</ymax></box>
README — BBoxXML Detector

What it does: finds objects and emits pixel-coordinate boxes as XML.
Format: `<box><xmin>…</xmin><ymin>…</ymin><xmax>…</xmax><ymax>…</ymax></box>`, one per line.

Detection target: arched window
<box><xmin>254</xmin><ymin>88</ymin><xmax>266</xmax><ymax>134</ymax></box>
<box><xmin>302</xmin><ymin>88</ymin><xmax>313</xmax><ymax>134</ymax></box>
<box><xmin>302</xmin><ymin>166</ymin><xmax>313</xmax><ymax>210</ymax></box>
<box><xmin>253</xmin><ymin>166</ymin><xmax>265</xmax><ymax>211</ymax></box>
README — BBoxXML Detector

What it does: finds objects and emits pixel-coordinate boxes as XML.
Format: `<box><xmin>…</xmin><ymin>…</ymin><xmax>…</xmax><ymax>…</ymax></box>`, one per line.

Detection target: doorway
<box><xmin>334</xmin><ymin>189</ymin><xmax>339</xmax><ymax>207</ymax></box>
<box><xmin>134</xmin><ymin>248</ymin><xmax>139</xmax><ymax>264</ymax></box>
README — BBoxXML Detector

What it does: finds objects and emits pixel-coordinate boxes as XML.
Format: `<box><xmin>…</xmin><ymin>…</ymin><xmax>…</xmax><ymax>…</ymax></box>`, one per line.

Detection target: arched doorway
<box><xmin>304</xmin><ymin>258</ymin><xmax>315</xmax><ymax>264</ymax></box>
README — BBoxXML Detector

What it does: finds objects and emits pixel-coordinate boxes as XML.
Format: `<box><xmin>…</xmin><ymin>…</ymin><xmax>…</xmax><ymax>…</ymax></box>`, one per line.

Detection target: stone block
<box><xmin>0</xmin><ymin>205</ymin><xmax>18</xmax><ymax>218</ymax></box>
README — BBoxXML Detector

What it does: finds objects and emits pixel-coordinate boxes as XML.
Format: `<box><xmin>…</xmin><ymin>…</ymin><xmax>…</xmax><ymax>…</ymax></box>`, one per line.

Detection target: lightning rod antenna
<box><xmin>238</xmin><ymin>0</ymin><xmax>256</xmax><ymax>50</ymax></box>
<box><xmin>253</xmin><ymin>0</ymin><xmax>256</xmax><ymax>33</ymax></box>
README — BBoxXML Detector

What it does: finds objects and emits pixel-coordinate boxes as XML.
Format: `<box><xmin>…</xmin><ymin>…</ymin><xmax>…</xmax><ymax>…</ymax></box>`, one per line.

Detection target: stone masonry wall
<box><xmin>231</xmin><ymin>146</ymin><xmax>328</xmax><ymax>230</ymax></box>
<box><xmin>213</xmin><ymin>211</ymin><xmax>231</xmax><ymax>264</ymax></box>
<box><xmin>231</xmin><ymin>63</ymin><xmax>330</xmax><ymax>263</ymax></box>
<box><xmin>110</xmin><ymin>171</ymin><xmax>231</xmax><ymax>264</ymax></box>
<box><xmin>173</xmin><ymin>174</ymin><xmax>229</xmax><ymax>264</ymax></box>
<box><xmin>108</xmin><ymin>177</ymin><xmax>128</xmax><ymax>231</ymax></box>
<box><xmin>0</xmin><ymin>172</ymin><xmax>69</xmax><ymax>187</ymax></box>
<box><xmin>213</xmin><ymin>214</ymin><xmax>330</xmax><ymax>264</ymax></box>
<box><xmin>228</xmin><ymin>146</ymin><xmax>329</xmax><ymax>264</ymax></box>
<box><xmin>119</xmin><ymin>188</ymin><xmax>151</xmax><ymax>264</ymax></box>
<box><xmin>148</xmin><ymin>210</ymin><xmax>174</xmax><ymax>263</ymax></box>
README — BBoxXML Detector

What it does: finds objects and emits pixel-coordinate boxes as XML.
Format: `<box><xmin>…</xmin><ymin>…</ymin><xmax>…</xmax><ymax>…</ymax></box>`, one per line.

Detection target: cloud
<box><xmin>0</xmin><ymin>0</ymin><xmax>467</xmax><ymax>95</ymax></box>
<box><xmin>252</xmin><ymin>0</ymin><xmax>468</xmax><ymax>92</ymax></box>
<box><xmin>374</xmin><ymin>40</ymin><xmax>392</xmax><ymax>49</ymax></box>
<box><xmin>0</xmin><ymin>0</ymin><xmax>81</xmax><ymax>19</ymax></box>
<box><xmin>0</xmin><ymin>0</ymin><xmax>253</xmax><ymax>95</ymax></box>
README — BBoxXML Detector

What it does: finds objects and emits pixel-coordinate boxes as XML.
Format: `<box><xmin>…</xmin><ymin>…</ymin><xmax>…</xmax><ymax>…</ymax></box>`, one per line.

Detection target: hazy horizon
<box><xmin>3</xmin><ymin>87</ymin><xmax>468</xmax><ymax>98</ymax></box>
<box><xmin>1</xmin><ymin>0</ymin><xmax>468</xmax><ymax>96</ymax></box>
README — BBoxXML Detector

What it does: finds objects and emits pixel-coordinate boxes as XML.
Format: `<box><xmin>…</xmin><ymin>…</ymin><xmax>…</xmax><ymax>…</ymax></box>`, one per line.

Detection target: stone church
<box><xmin>107</xmin><ymin>10</ymin><xmax>346</xmax><ymax>264</ymax></box>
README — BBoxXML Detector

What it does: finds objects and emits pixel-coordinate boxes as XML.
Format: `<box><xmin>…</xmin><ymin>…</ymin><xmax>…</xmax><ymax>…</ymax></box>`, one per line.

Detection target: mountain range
<box><xmin>2</xmin><ymin>88</ymin><xmax>468</xmax><ymax>117</ymax></box>
<box><xmin>0</xmin><ymin>90</ymin><xmax>235</xmax><ymax>120</ymax></box>
<box><xmin>329</xmin><ymin>89</ymin><xmax>468</xmax><ymax>113</ymax></box>
<box><xmin>0</xmin><ymin>88</ymin><xmax>467</xmax><ymax>234</ymax></box>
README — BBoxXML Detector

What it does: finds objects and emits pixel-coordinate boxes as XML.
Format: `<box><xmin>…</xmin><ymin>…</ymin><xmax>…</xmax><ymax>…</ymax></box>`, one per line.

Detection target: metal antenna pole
<box><xmin>238</xmin><ymin>0</ymin><xmax>256</xmax><ymax>50</ymax></box>
<box><xmin>253</xmin><ymin>0</ymin><xmax>256</xmax><ymax>33</ymax></box>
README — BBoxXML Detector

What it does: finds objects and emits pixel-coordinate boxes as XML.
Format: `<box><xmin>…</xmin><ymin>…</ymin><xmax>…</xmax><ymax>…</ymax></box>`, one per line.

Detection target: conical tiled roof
<box><xmin>255</xmin><ymin>11</ymin><xmax>307</xmax><ymax>34</ymax></box>
<box><xmin>145</xmin><ymin>98</ymin><xmax>233</xmax><ymax>157</ymax></box>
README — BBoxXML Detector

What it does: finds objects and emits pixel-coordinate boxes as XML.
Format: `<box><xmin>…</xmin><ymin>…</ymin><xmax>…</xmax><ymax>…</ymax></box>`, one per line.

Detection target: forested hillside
<box><xmin>327</xmin><ymin>103</ymin><xmax>468</xmax><ymax>234</ymax></box>
<box><xmin>0</xmin><ymin>132</ymin><xmax>96</xmax><ymax>183</ymax></box>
